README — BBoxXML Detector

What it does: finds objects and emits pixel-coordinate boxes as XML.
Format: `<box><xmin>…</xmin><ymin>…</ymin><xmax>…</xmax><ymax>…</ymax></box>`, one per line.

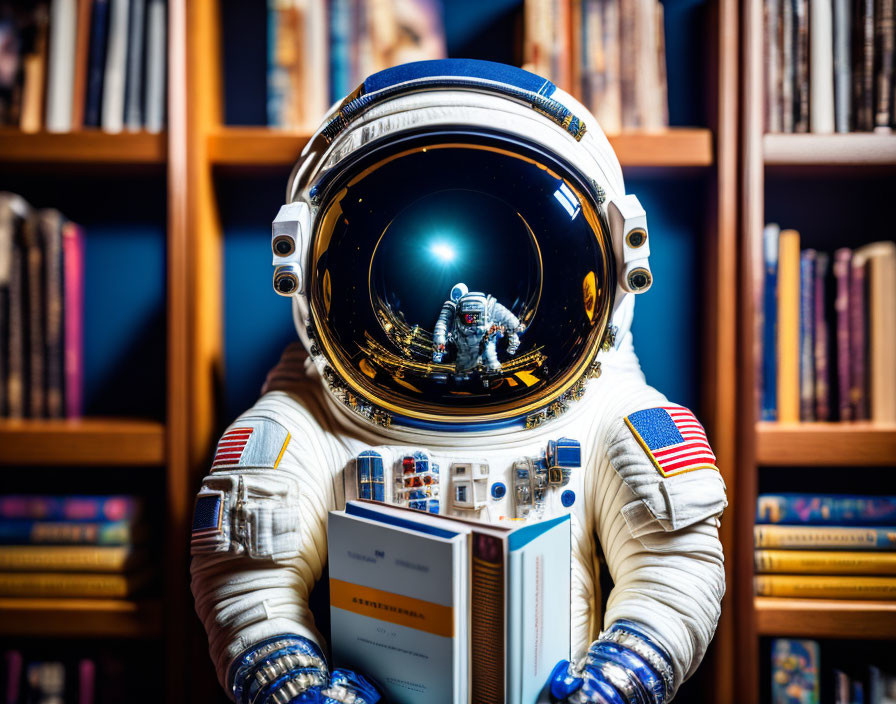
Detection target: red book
<box><xmin>833</xmin><ymin>249</ymin><xmax>852</xmax><ymax>420</ymax></box>
<box><xmin>62</xmin><ymin>221</ymin><xmax>84</xmax><ymax>418</ymax></box>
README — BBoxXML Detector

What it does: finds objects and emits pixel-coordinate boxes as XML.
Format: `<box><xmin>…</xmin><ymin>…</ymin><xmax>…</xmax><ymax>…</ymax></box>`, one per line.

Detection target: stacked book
<box><xmin>267</xmin><ymin>0</ymin><xmax>446</xmax><ymax>129</ymax></box>
<box><xmin>2</xmin><ymin>650</ymin><xmax>137</xmax><ymax>703</ymax></box>
<box><xmin>0</xmin><ymin>192</ymin><xmax>84</xmax><ymax>420</ymax></box>
<box><xmin>524</xmin><ymin>0</ymin><xmax>669</xmax><ymax>134</ymax></box>
<box><xmin>763</xmin><ymin>0</ymin><xmax>896</xmax><ymax>133</ymax></box>
<box><xmin>760</xmin><ymin>225</ymin><xmax>896</xmax><ymax>423</ymax></box>
<box><xmin>771</xmin><ymin>638</ymin><xmax>896</xmax><ymax>704</ymax></box>
<box><xmin>0</xmin><ymin>495</ymin><xmax>150</xmax><ymax>599</ymax></box>
<box><xmin>0</xmin><ymin>0</ymin><xmax>167</xmax><ymax>134</ymax></box>
<box><xmin>755</xmin><ymin>493</ymin><xmax>896</xmax><ymax>600</ymax></box>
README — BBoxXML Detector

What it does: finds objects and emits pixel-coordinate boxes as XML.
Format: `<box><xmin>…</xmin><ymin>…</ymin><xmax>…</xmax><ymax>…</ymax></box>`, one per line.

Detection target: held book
<box><xmin>754</xmin><ymin>525</ymin><xmax>896</xmax><ymax>550</ymax></box>
<box><xmin>755</xmin><ymin>575</ymin><xmax>896</xmax><ymax>600</ymax></box>
<box><xmin>755</xmin><ymin>549</ymin><xmax>896</xmax><ymax>575</ymax></box>
<box><xmin>756</xmin><ymin>494</ymin><xmax>896</xmax><ymax>526</ymax></box>
<box><xmin>328</xmin><ymin>500</ymin><xmax>570</xmax><ymax>704</ymax></box>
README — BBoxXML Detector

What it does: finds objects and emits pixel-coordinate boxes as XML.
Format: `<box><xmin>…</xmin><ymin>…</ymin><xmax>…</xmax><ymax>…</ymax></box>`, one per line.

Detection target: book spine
<box><xmin>756</xmin><ymin>494</ymin><xmax>896</xmax><ymax>525</ymax></box>
<box><xmin>761</xmin><ymin>224</ymin><xmax>780</xmax><ymax>421</ymax></box>
<box><xmin>592</xmin><ymin>0</ymin><xmax>622</xmax><ymax>134</ymax></box>
<box><xmin>780</xmin><ymin>0</ymin><xmax>794</xmax><ymax>131</ymax></box>
<box><xmin>46</xmin><ymin>0</ymin><xmax>78</xmax><ymax>132</ymax></box>
<box><xmin>754</xmin><ymin>524</ymin><xmax>896</xmax><ymax>549</ymax></box>
<box><xmin>813</xmin><ymin>252</ymin><xmax>830</xmax><ymax>420</ymax></box>
<box><xmin>792</xmin><ymin>0</ymin><xmax>810</xmax><ymax>132</ymax></box>
<box><xmin>0</xmin><ymin>545</ymin><xmax>136</xmax><ymax>571</ymax></box>
<box><xmin>833</xmin><ymin>0</ymin><xmax>852</xmax><ymax>132</ymax></box>
<box><xmin>855</xmin><ymin>0</ymin><xmax>876</xmax><ymax>131</ymax></box>
<box><xmin>7</xmin><ymin>206</ymin><xmax>26</xmax><ymax>418</ymax></box>
<box><xmin>70</xmin><ymin>0</ymin><xmax>93</xmax><ymax>129</ymax></box>
<box><xmin>0</xmin><ymin>519</ymin><xmax>138</xmax><ymax>545</ymax></box>
<box><xmin>101</xmin><ymin>0</ymin><xmax>129</xmax><ymax>133</ymax></box>
<box><xmin>849</xmin><ymin>254</ymin><xmax>868</xmax><ymax>419</ymax></box>
<box><xmin>809</xmin><ymin>0</ymin><xmax>835</xmax><ymax>133</ymax></box>
<box><xmin>0</xmin><ymin>495</ymin><xmax>141</xmax><ymax>521</ymax></box>
<box><xmin>62</xmin><ymin>222</ymin><xmax>83</xmax><ymax>418</ymax></box>
<box><xmin>20</xmin><ymin>4</ymin><xmax>49</xmax><ymax>133</ymax></box>
<box><xmin>0</xmin><ymin>571</ymin><xmax>141</xmax><ymax>598</ymax></box>
<box><xmin>84</xmin><ymin>0</ymin><xmax>110</xmax><ymax>128</ymax></box>
<box><xmin>755</xmin><ymin>549</ymin><xmax>896</xmax><ymax>574</ymax></box>
<box><xmin>777</xmin><ymin>229</ymin><xmax>801</xmax><ymax>422</ymax></box>
<box><xmin>41</xmin><ymin>211</ymin><xmax>65</xmax><ymax>419</ymax></box>
<box><xmin>874</xmin><ymin>0</ymin><xmax>895</xmax><ymax>131</ymax></box>
<box><xmin>799</xmin><ymin>249</ymin><xmax>816</xmax><ymax>420</ymax></box>
<box><xmin>619</xmin><ymin>0</ymin><xmax>638</xmax><ymax>128</ymax></box>
<box><xmin>24</xmin><ymin>216</ymin><xmax>44</xmax><ymax>418</ymax></box>
<box><xmin>123</xmin><ymin>0</ymin><xmax>145</xmax><ymax>131</ymax></box>
<box><xmin>755</xmin><ymin>574</ymin><xmax>896</xmax><ymax>599</ymax></box>
<box><xmin>143</xmin><ymin>0</ymin><xmax>165</xmax><ymax>133</ymax></box>
<box><xmin>470</xmin><ymin>533</ymin><xmax>505</xmax><ymax>704</ymax></box>
<box><xmin>329</xmin><ymin>0</ymin><xmax>351</xmax><ymax>104</ymax></box>
<box><xmin>868</xmin><ymin>243</ymin><xmax>896</xmax><ymax>422</ymax></box>
<box><xmin>765</xmin><ymin>0</ymin><xmax>782</xmax><ymax>132</ymax></box>
<box><xmin>833</xmin><ymin>248</ymin><xmax>852</xmax><ymax>420</ymax></box>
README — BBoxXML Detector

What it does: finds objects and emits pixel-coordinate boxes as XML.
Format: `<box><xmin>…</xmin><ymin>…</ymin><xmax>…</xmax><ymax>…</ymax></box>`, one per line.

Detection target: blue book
<box><xmin>757</xmin><ymin>494</ymin><xmax>896</xmax><ymax>525</ymax></box>
<box><xmin>799</xmin><ymin>250</ymin><xmax>816</xmax><ymax>421</ymax></box>
<box><xmin>771</xmin><ymin>639</ymin><xmax>819</xmax><ymax>704</ymax></box>
<box><xmin>84</xmin><ymin>0</ymin><xmax>110</xmax><ymax>128</ymax></box>
<box><xmin>761</xmin><ymin>224</ymin><xmax>780</xmax><ymax>421</ymax></box>
<box><xmin>0</xmin><ymin>519</ymin><xmax>141</xmax><ymax>545</ymax></box>
<box><xmin>0</xmin><ymin>495</ymin><xmax>142</xmax><ymax>522</ymax></box>
<box><xmin>329</xmin><ymin>0</ymin><xmax>352</xmax><ymax>103</ymax></box>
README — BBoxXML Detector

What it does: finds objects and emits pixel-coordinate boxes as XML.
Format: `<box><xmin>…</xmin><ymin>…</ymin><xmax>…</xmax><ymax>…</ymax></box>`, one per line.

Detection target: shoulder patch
<box><xmin>624</xmin><ymin>406</ymin><xmax>718</xmax><ymax>478</ymax></box>
<box><xmin>211</xmin><ymin>417</ymin><xmax>291</xmax><ymax>471</ymax></box>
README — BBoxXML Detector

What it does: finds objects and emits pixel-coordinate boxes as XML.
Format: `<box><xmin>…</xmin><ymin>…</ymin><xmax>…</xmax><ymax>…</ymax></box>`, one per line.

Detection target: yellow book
<box><xmin>777</xmin><ymin>229</ymin><xmax>801</xmax><ymax>423</ymax></box>
<box><xmin>862</xmin><ymin>241</ymin><xmax>896</xmax><ymax>423</ymax></box>
<box><xmin>0</xmin><ymin>545</ymin><xmax>145</xmax><ymax>572</ymax></box>
<box><xmin>755</xmin><ymin>574</ymin><xmax>896</xmax><ymax>600</ymax></box>
<box><xmin>754</xmin><ymin>524</ymin><xmax>896</xmax><ymax>550</ymax></box>
<box><xmin>755</xmin><ymin>549</ymin><xmax>896</xmax><ymax>575</ymax></box>
<box><xmin>0</xmin><ymin>570</ymin><xmax>151</xmax><ymax>598</ymax></box>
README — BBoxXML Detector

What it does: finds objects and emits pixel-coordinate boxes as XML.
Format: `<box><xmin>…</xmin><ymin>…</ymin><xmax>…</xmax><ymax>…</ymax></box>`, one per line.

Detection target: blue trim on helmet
<box><xmin>363</xmin><ymin>59</ymin><xmax>556</xmax><ymax>97</ymax></box>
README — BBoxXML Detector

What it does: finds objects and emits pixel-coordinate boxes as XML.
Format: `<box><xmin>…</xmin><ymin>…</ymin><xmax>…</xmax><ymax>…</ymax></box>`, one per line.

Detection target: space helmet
<box><xmin>271</xmin><ymin>59</ymin><xmax>653</xmax><ymax>432</ymax></box>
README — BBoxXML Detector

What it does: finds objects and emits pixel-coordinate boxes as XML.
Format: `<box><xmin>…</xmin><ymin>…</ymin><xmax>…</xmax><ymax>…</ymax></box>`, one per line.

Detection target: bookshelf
<box><xmin>0</xmin><ymin>598</ymin><xmax>163</xmax><ymax>639</ymax></box>
<box><xmin>0</xmin><ymin>131</ymin><xmax>167</xmax><ymax>164</ymax></box>
<box><xmin>739</xmin><ymin>0</ymin><xmax>896</xmax><ymax>700</ymax></box>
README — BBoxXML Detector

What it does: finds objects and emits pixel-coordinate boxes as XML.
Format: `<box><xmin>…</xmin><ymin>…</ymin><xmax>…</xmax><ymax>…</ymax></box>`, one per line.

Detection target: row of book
<box><xmin>754</xmin><ymin>494</ymin><xmax>896</xmax><ymax>600</ymax></box>
<box><xmin>760</xmin><ymin>227</ymin><xmax>896</xmax><ymax>423</ymax></box>
<box><xmin>0</xmin><ymin>495</ymin><xmax>149</xmax><ymax>598</ymax></box>
<box><xmin>2</xmin><ymin>650</ymin><xmax>146</xmax><ymax>704</ymax></box>
<box><xmin>523</xmin><ymin>0</ymin><xmax>669</xmax><ymax>134</ymax></box>
<box><xmin>268</xmin><ymin>0</ymin><xmax>446</xmax><ymax>129</ymax></box>
<box><xmin>0</xmin><ymin>0</ymin><xmax>166</xmax><ymax>134</ymax></box>
<box><xmin>772</xmin><ymin>638</ymin><xmax>896</xmax><ymax>704</ymax></box>
<box><xmin>763</xmin><ymin>0</ymin><xmax>896</xmax><ymax>134</ymax></box>
<box><xmin>0</xmin><ymin>193</ymin><xmax>83</xmax><ymax>419</ymax></box>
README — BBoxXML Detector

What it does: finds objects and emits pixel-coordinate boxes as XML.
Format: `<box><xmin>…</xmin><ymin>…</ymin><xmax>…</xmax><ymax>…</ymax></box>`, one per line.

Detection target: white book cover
<box><xmin>809</xmin><ymin>0</ymin><xmax>835</xmax><ymax>134</ymax></box>
<box><xmin>102</xmin><ymin>0</ymin><xmax>130</xmax><ymax>133</ymax></box>
<box><xmin>46</xmin><ymin>0</ymin><xmax>78</xmax><ymax>132</ymax></box>
<box><xmin>143</xmin><ymin>0</ymin><xmax>166</xmax><ymax>133</ymax></box>
<box><xmin>329</xmin><ymin>502</ymin><xmax>471</xmax><ymax>704</ymax></box>
<box><xmin>124</xmin><ymin>0</ymin><xmax>146</xmax><ymax>131</ymax></box>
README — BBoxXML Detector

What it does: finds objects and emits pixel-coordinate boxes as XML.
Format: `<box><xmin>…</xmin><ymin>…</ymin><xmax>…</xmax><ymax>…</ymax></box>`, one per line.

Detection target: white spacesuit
<box><xmin>190</xmin><ymin>60</ymin><xmax>726</xmax><ymax>704</ymax></box>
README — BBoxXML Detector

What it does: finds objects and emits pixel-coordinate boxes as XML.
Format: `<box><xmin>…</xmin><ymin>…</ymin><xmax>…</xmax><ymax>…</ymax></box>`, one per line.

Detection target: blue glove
<box><xmin>548</xmin><ymin>621</ymin><xmax>674</xmax><ymax>704</ymax></box>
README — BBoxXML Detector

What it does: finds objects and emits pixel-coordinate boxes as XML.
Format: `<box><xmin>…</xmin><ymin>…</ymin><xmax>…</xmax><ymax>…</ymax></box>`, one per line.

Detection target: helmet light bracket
<box><xmin>607</xmin><ymin>195</ymin><xmax>653</xmax><ymax>295</ymax></box>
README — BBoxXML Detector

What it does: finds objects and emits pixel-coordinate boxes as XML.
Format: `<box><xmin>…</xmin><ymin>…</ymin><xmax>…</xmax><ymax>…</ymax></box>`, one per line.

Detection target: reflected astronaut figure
<box><xmin>431</xmin><ymin>283</ymin><xmax>525</xmax><ymax>377</ymax></box>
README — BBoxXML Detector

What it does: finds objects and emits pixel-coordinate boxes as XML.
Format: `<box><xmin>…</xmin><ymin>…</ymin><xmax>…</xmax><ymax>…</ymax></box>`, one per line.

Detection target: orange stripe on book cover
<box><xmin>329</xmin><ymin>578</ymin><xmax>454</xmax><ymax>638</ymax></box>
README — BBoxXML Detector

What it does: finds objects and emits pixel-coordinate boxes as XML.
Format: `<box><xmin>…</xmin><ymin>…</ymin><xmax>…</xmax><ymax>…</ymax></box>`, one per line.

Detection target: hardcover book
<box><xmin>0</xmin><ymin>569</ymin><xmax>151</xmax><ymax>597</ymax></box>
<box><xmin>754</xmin><ymin>525</ymin><xmax>896</xmax><ymax>550</ymax></box>
<box><xmin>755</xmin><ymin>549</ymin><xmax>896</xmax><ymax>575</ymax></box>
<box><xmin>798</xmin><ymin>249</ymin><xmax>815</xmax><ymax>421</ymax></box>
<box><xmin>756</xmin><ymin>494</ymin><xmax>896</xmax><ymax>526</ymax></box>
<box><xmin>771</xmin><ymin>639</ymin><xmax>819</xmax><ymax>704</ymax></box>
<box><xmin>777</xmin><ymin>229</ymin><xmax>801</xmax><ymax>422</ymax></box>
<box><xmin>761</xmin><ymin>224</ymin><xmax>779</xmax><ymax>421</ymax></box>
<box><xmin>0</xmin><ymin>495</ymin><xmax>142</xmax><ymax>522</ymax></box>
<box><xmin>756</xmin><ymin>574</ymin><xmax>896</xmax><ymax>599</ymax></box>
<box><xmin>833</xmin><ymin>248</ymin><xmax>852</xmax><ymax>420</ymax></box>
<box><xmin>813</xmin><ymin>252</ymin><xmax>830</xmax><ymax>420</ymax></box>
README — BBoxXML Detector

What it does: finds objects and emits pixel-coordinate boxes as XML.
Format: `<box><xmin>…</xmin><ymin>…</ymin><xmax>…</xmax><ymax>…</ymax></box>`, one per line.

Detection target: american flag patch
<box><xmin>192</xmin><ymin>492</ymin><xmax>224</xmax><ymax>538</ymax></box>
<box><xmin>212</xmin><ymin>427</ymin><xmax>254</xmax><ymax>468</ymax></box>
<box><xmin>624</xmin><ymin>406</ymin><xmax>718</xmax><ymax>478</ymax></box>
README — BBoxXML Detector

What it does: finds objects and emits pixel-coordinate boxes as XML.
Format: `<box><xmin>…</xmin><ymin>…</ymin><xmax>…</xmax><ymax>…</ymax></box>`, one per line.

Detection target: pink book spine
<box><xmin>833</xmin><ymin>249</ymin><xmax>852</xmax><ymax>420</ymax></box>
<box><xmin>78</xmin><ymin>658</ymin><xmax>95</xmax><ymax>704</ymax></box>
<box><xmin>63</xmin><ymin>222</ymin><xmax>84</xmax><ymax>418</ymax></box>
<box><xmin>849</xmin><ymin>256</ymin><xmax>867</xmax><ymax>421</ymax></box>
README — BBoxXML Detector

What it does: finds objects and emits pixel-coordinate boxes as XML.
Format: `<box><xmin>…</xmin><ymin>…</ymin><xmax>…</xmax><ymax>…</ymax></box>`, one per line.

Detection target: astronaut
<box><xmin>432</xmin><ymin>283</ymin><xmax>524</xmax><ymax>378</ymax></box>
<box><xmin>190</xmin><ymin>59</ymin><xmax>726</xmax><ymax>704</ymax></box>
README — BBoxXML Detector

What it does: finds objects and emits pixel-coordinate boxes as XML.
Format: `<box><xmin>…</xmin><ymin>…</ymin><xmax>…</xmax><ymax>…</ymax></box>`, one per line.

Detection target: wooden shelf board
<box><xmin>756</xmin><ymin>597</ymin><xmax>896</xmax><ymax>639</ymax></box>
<box><xmin>0</xmin><ymin>418</ymin><xmax>165</xmax><ymax>466</ymax></box>
<box><xmin>764</xmin><ymin>133</ymin><xmax>896</xmax><ymax>165</ymax></box>
<box><xmin>208</xmin><ymin>126</ymin><xmax>714</xmax><ymax>167</ymax></box>
<box><xmin>0</xmin><ymin>130</ymin><xmax>166</xmax><ymax>164</ymax></box>
<box><xmin>756</xmin><ymin>422</ymin><xmax>896</xmax><ymax>466</ymax></box>
<box><xmin>0</xmin><ymin>597</ymin><xmax>162</xmax><ymax>638</ymax></box>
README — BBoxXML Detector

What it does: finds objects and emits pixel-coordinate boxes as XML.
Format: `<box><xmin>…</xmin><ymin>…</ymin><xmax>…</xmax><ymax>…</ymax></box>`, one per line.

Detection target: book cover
<box><xmin>754</xmin><ymin>525</ymin><xmax>896</xmax><ymax>550</ymax></box>
<box><xmin>19</xmin><ymin>3</ymin><xmax>49</xmax><ymax>133</ymax></box>
<box><xmin>761</xmin><ymin>224</ymin><xmax>780</xmax><ymax>421</ymax></box>
<box><xmin>0</xmin><ymin>6</ymin><xmax>26</xmax><ymax>127</ymax></box>
<box><xmin>813</xmin><ymin>252</ymin><xmax>830</xmax><ymax>420</ymax></box>
<box><xmin>798</xmin><ymin>249</ymin><xmax>815</xmax><ymax>421</ymax></box>
<box><xmin>833</xmin><ymin>248</ymin><xmax>852</xmax><ymax>420</ymax></box>
<box><xmin>771</xmin><ymin>638</ymin><xmax>819</xmax><ymax>704</ymax></box>
<box><xmin>809</xmin><ymin>0</ymin><xmax>834</xmax><ymax>133</ymax></box>
<box><xmin>780</xmin><ymin>0</ymin><xmax>794</xmax><ymax>132</ymax></box>
<box><xmin>854</xmin><ymin>0</ymin><xmax>876</xmax><ymax>131</ymax></box>
<box><xmin>792</xmin><ymin>0</ymin><xmax>809</xmax><ymax>132</ymax></box>
<box><xmin>849</xmin><ymin>248</ymin><xmax>869</xmax><ymax>420</ymax></box>
<box><xmin>0</xmin><ymin>569</ymin><xmax>151</xmax><ymax>597</ymax></box>
<box><xmin>329</xmin><ymin>0</ymin><xmax>351</xmax><ymax>103</ymax></box>
<box><xmin>874</xmin><ymin>0</ymin><xmax>895</xmax><ymax>131</ymax></box>
<box><xmin>62</xmin><ymin>221</ymin><xmax>84</xmax><ymax>418</ymax></box>
<box><xmin>777</xmin><ymin>229</ymin><xmax>801</xmax><ymax>422</ymax></box>
<box><xmin>0</xmin><ymin>545</ymin><xmax>146</xmax><ymax>572</ymax></box>
<box><xmin>582</xmin><ymin>0</ymin><xmax>622</xmax><ymax>134</ymax></box>
<box><xmin>0</xmin><ymin>193</ymin><xmax>30</xmax><ymax>418</ymax></box>
<box><xmin>4</xmin><ymin>650</ymin><xmax>24</xmax><ymax>704</ymax></box>
<box><xmin>0</xmin><ymin>495</ymin><xmax>142</xmax><ymax>522</ymax></box>
<box><xmin>833</xmin><ymin>670</ymin><xmax>851</xmax><ymax>704</ymax></box>
<box><xmin>764</xmin><ymin>0</ymin><xmax>781</xmax><ymax>132</ymax></box>
<box><xmin>0</xmin><ymin>519</ymin><xmax>144</xmax><ymax>545</ymax></box>
<box><xmin>862</xmin><ymin>241</ymin><xmax>896</xmax><ymax>422</ymax></box>
<box><xmin>39</xmin><ymin>210</ymin><xmax>65</xmax><ymax>419</ymax></box>
<box><xmin>143</xmin><ymin>0</ymin><xmax>165</xmax><ymax>133</ymax></box>
<box><xmin>45</xmin><ymin>0</ymin><xmax>78</xmax><ymax>132</ymax></box>
<box><xmin>23</xmin><ymin>214</ymin><xmax>44</xmax><ymax>418</ymax></box>
<box><xmin>6</xmin><ymin>195</ymin><xmax>28</xmax><ymax>419</ymax></box>
<box><xmin>101</xmin><ymin>0</ymin><xmax>129</xmax><ymax>133</ymax></box>
<box><xmin>833</xmin><ymin>0</ymin><xmax>852</xmax><ymax>132</ymax></box>
<box><xmin>83</xmin><ymin>0</ymin><xmax>109</xmax><ymax>128</ymax></box>
<box><xmin>70</xmin><ymin>0</ymin><xmax>92</xmax><ymax>129</ymax></box>
<box><xmin>756</xmin><ymin>574</ymin><xmax>896</xmax><ymax>599</ymax></box>
<box><xmin>756</xmin><ymin>494</ymin><xmax>896</xmax><ymax>525</ymax></box>
<box><xmin>123</xmin><ymin>0</ymin><xmax>145</xmax><ymax>131</ymax></box>
<box><xmin>755</xmin><ymin>549</ymin><xmax>896</xmax><ymax>575</ymax></box>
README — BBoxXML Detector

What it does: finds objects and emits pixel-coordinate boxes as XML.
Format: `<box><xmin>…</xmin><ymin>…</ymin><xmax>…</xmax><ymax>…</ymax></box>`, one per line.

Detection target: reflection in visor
<box><xmin>309</xmin><ymin>135</ymin><xmax>614</xmax><ymax>424</ymax></box>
